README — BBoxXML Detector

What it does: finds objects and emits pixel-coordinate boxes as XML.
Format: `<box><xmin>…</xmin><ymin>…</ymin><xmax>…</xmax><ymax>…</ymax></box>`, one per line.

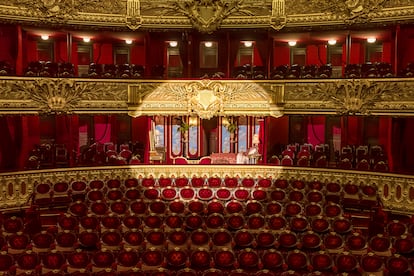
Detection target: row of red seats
<box><xmin>1</xmin><ymin>247</ymin><xmax>413</xmax><ymax>276</ymax></box>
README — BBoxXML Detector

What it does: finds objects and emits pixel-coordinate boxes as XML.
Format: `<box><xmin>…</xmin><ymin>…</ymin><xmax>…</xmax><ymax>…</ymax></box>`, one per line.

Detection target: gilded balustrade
<box><xmin>0</xmin><ymin>165</ymin><xmax>413</xmax><ymax>214</ymax></box>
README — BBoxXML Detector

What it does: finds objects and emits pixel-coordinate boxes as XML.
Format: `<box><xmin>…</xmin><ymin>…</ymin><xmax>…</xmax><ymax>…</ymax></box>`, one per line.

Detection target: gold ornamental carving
<box><xmin>314</xmin><ymin>0</ymin><xmax>387</xmax><ymax>24</ymax></box>
<box><xmin>11</xmin><ymin>79</ymin><xmax>127</xmax><ymax>113</ymax></box>
<box><xmin>288</xmin><ymin>79</ymin><xmax>401</xmax><ymax>115</ymax></box>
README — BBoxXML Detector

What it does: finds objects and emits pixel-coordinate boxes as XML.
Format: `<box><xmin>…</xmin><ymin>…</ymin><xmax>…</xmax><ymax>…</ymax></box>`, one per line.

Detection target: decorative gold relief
<box><xmin>312</xmin><ymin>0</ymin><xmax>386</xmax><ymax>24</ymax></box>
<box><xmin>126</xmin><ymin>0</ymin><xmax>142</xmax><ymax>30</ymax></box>
<box><xmin>11</xmin><ymin>79</ymin><xmax>128</xmax><ymax>113</ymax></box>
<box><xmin>287</xmin><ymin>79</ymin><xmax>401</xmax><ymax>115</ymax></box>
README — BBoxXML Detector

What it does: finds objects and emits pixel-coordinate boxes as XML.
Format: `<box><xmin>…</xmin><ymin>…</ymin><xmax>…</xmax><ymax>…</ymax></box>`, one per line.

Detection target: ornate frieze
<box><xmin>0</xmin><ymin>77</ymin><xmax>414</xmax><ymax>116</ymax></box>
<box><xmin>0</xmin><ymin>0</ymin><xmax>412</xmax><ymax>30</ymax></box>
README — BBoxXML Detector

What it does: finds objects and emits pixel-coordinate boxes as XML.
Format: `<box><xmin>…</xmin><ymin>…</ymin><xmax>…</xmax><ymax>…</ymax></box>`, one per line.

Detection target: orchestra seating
<box><xmin>0</xmin><ymin>175</ymin><xmax>410</xmax><ymax>275</ymax></box>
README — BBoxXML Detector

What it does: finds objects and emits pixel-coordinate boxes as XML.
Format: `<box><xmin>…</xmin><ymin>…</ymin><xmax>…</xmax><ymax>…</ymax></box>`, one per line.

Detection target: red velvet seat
<box><xmin>144</xmin><ymin>214</ymin><xmax>164</xmax><ymax>230</ymax></box>
<box><xmin>16</xmin><ymin>251</ymin><xmax>40</xmax><ymax>275</ymax></box>
<box><xmin>123</xmin><ymin>229</ymin><xmax>144</xmax><ymax>249</ymax></box>
<box><xmin>197</xmin><ymin>186</ymin><xmax>214</xmax><ymax>200</ymax></box>
<box><xmin>190</xmin><ymin>249</ymin><xmax>211</xmax><ymax>270</ymax></box>
<box><xmin>369</xmin><ymin>234</ymin><xmax>392</xmax><ymax>256</ymax></box>
<box><xmin>385</xmin><ymin>255</ymin><xmax>410</xmax><ymax>275</ymax></box>
<box><xmin>214</xmin><ymin>249</ymin><xmax>236</xmax><ymax>270</ymax></box>
<box><xmin>166</xmin><ymin>248</ymin><xmax>188</xmax><ymax>269</ymax></box>
<box><xmin>289</xmin><ymin>215</ymin><xmax>309</xmax><ymax>232</ymax></box>
<box><xmin>256</xmin><ymin>230</ymin><xmax>276</xmax><ymax>249</ymax></box>
<box><xmin>332</xmin><ymin>217</ymin><xmax>352</xmax><ymax>234</ymax></box>
<box><xmin>180</xmin><ymin>186</ymin><xmax>195</xmax><ymax>200</ymax></box>
<box><xmin>161</xmin><ymin>187</ymin><xmax>177</xmax><ymax>201</ymax></box>
<box><xmin>226</xmin><ymin>200</ymin><xmax>244</xmax><ymax>214</ymax></box>
<box><xmin>216</xmin><ymin>187</ymin><xmax>232</xmax><ymax>200</ymax></box>
<box><xmin>265</xmin><ymin>201</ymin><xmax>283</xmax><ymax>215</ymax></box>
<box><xmin>285</xmin><ymin>250</ymin><xmax>308</xmax><ymax>271</ymax></box>
<box><xmin>393</xmin><ymin>234</ymin><xmax>414</xmax><ymax>254</ymax></box>
<box><xmin>78</xmin><ymin>230</ymin><xmax>99</xmax><ymax>249</ymax></box>
<box><xmin>116</xmin><ymin>249</ymin><xmax>140</xmax><ymax>271</ymax></box>
<box><xmin>261</xmin><ymin>249</ymin><xmax>284</xmax><ymax>270</ymax></box>
<box><xmin>32</xmin><ymin>231</ymin><xmax>55</xmax><ymax>253</ymax></box>
<box><xmin>227</xmin><ymin>213</ymin><xmax>245</xmax><ymax>231</ymax></box>
<box><xmin>58</xmin><ymin>214</ymin><xmax>78</xmax><ymax>231</ymax></box>
<box><xmin>106</xmin><ymin>189</ymin><xmax>123</xmax><ymax>202</ymax></box>
<box><xmin>238</xmin><ymin>248</ymin><xmax>259</xmax><ymax>270</ymax></box>
<box><xmin>41</xmin><ymin>251</ymin><xmax>66</xmax><ymax>273</ymax></box>
<box><xmin>167</xmin><ymin>230</ymin><xmax>188</xmax><ymax>250</ymax></box>
<box><xmin>305</xmin><ymin>203</ymin><xmax>323</xmax><ymax>217</ymax></box>
<box><xmin>212</xmin><ymin>229</ymin><xmax>233</xmax><ymax>249</ymax></box>
<box><xmin>70</xmin><ymin>181</ymin><xmax>87</xmax><ymax>201</ymax></box>
<box><xmin>7</xmin><ymin>232</ymin><xmax>31</xmax><ymax>254</ymax></box>
<box><xmin>267</xmin><ymin>214</ymin><xmax>287</xmax><ymax>231</ymax></box>
<box><xmin>165</xmin><ymin>214</ymin><xmax>184</xmax><ymax>230</ymax></box>
<box><xmin>122</xmin><ymin>215</ymin><xmax>142</xmax><ymax>230</ymax></box>
<box><xmin>69</xmin><ymin>201</ymin><xmax>89</xmax><ymax>217</ymax></box>
<box><xmin>168</xmin><ymin>199</ymin><xmax>185</xmax><ymax>213</ymax></box>
<box><xmin>145</xmin><ymin>230</ymin><xmax>166</xmax><ymax>248</ymax></box>
<box><xmin>34</xmin><ymin>182</ymin><xmax>52</xmax><ymax>205</ymax></box>
<box><xmin>323</xmin><ymin>232</ymin><xmax>344</xmax><ymax>253</ymax></box>
<box><xmin>234</xmin><ymin>229</ymin><xmax>255</xmax><ymax>248</ymax></box>
<box><xmin>124</xmin><ymin>178</ymin><xmax>139</xmax><ymax>188</ymax></box>
<box><xmin>143</xmin><ymin>188</ymin><xmax>160</xmax><ymax>200</ymax></box>
<box><xmin>278</xmin><ymin>230</ymin><xmax>298</xmax><ymax>249</ymax></box>
<box><xmin>245</xmin><ymin>200</ymin><xmax>263</xmax><ymax>215</ymax></box>
<box><xmin>53</xmin><ymin>181</ymin><xmax>71</xmax><ymax>204</ymax></box>
<box><xmin>335</xmin><ymin>252</ymin><xmax>359</xmax><ymax>273</ymax></box>
<box><xmin>187</xmin><ymin>200</ymin><xmax>205</xmax><ymax>213</ymax></box>
<box><xmin>55</xmin><ymin>231</ymin><xmax>78</xmax><ymax>252</ymax></box>
<box><xmin>90</xmin><ymin>201</ymin><xmax>109</xmax><ymax>216</ymax></box>
<box><xmin>89</xmin><ymin>180</ymin><xmax>105</xmax><ymax>190</ymax></box>
<box><xmin>311</xmin><ymin>216</ymin><xmax>330</xmax><ymax>233</ymax></box>
<box><xmin>190</xmin><ymin>229</ymin><xmax>210</xmax><ymax>250</ymax></box>
<box><xmin>80</xmin><ymin>214</ymin><xmax>99</xmax><ymax>230</ymax></box>
<box><xmin>92</xmin><ymin>250</ymin><xmax>115</xmax><ymax>272</ymax></box>
<box><xmin>141</xmin><ymin>248</ymin><xmax>164</xmax><ymax>271</ymax></box>
<box><xmin>346</xmin><ymin>232</ymin><xmax>367</xmax><ymax>254</ymax></box>
<box><xmin>360</xmin><ymin>253</ymin><xmax>383</xmax><ymax>274</ymax></box>
<box><xmin>130</xmin><ymin>200</ymin><xmax>147</xmax><ymax>215</ymax></box>
<box><xmin>310</xmin><ymin>251</ymin><xmax>333</xmax><ymax>272</ymax></box>
<box><xmin>67</xmin><ymin>250</ymin><xmax>91</xmax><ymax>272</ymax></box>
<box><xmin>285</xmin><ymin>201</ymin><xmax>303</xmax><ymax>217</ymax></box>
<box><xmin>0</xmin><ymin>251</ymin><xmax>14</xmax><ymax>273</ymax></box>
<box><xmin>301</xmin><ymin>231</ymin><xmax>322</xmax><ymax>250</ymax></box>
<box><xmin>206</xmin><ymin>199</ymin><xmax>224</xmax><ymax>214</ymax></box>
<box><xmin>101</xmin><ymin>214</ymin><xmax>122</xmax><ymax>230</ymax></box>
<box><xmin>206</xmin><ymin>213</ymin><xmax>225</xmax><ymax>230</ymax></box>
<box><xmin>149</xmin><ymin>200</ymin><xmax>167</xmax><ymax>214</ymax></box>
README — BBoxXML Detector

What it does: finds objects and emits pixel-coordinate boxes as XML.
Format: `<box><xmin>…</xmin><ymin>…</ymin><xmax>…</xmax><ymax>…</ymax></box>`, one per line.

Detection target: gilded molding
<box><xmin>0</xmin><ymin>0</ymin><xmax>412</xmax><ymax>29</ymax></box>
<box><xmin>1</xmin><ymin>77</ymin><xmax>414</xmax><ymax>116</ymax></box>
<box><xmin>127</xmin><ymin>80</ymin><xmax>284</xmax><ymax>118</ymax></box>
<box><xmin>1</xmin><ymin>165</ymin><xmax>414</xmax><ymax>214</ymax></box>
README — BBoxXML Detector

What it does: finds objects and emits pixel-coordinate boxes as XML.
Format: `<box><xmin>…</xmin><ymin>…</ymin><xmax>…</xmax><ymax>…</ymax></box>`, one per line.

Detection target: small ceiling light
<box><xmin>288</xmin><ymin>41</ymin><xmax>297</xmax><ymax>47</ymax></box>
<box><xmin>41</xmin><ymin>35</ymin><xmax>49</xmax><ymax>40</ymax></box>
<box><xmin>83</xmin><ymin>37</ymin><xmax>91</xmax><ymax>43</ymax></box>
<box><xmin>204</xmin><ymin>41</ymin><xmax>213</xmax><ymax>48</ymax></box>
<box><xmin>328</xmin><ymin>39</ymin><xmax>337</xmax><ymax>45</ymax></box>
<box><xmin>367</xmin><ymin>37</ymin><xmax>376</xmax><ymax>43</ymax></box>
<box><xmin>243</xmin><ymin>41</ymin><xmax>253</xmax><ymax>47</ymax></box>
<box><xmin>169</xmin><ymin>41</ymin><xmax>178</xmax><ymax>47</ymax></box>
<box><xmin>125</xmin><ymin>39</ymin><xmax>133</xmax><ymax>45</ymax></box>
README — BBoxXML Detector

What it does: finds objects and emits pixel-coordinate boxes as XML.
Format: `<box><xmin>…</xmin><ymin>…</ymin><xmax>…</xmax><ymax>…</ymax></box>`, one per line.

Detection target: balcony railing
<box><xmin>1</xmin><ymin>165</ymin><xmax>414</xmax><ymax>214</ymax></box>
<box><xmin>0</xmin><ymin>76</ymin><xmax>414</xmax><ymax>117</ymax></box>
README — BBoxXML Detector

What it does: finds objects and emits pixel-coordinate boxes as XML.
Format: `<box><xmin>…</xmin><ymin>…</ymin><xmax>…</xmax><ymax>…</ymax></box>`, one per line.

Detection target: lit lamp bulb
<box><xmin>41</xmin><ymin>35</ymin><xmax>49</xmax><ymax>40</ymax></box>
<box><xmin>169</xmin><ymin>41</ymin><xmax>178</xmax><ymax>47</ymax></box>
<box><xmin>367</xmin><ymin>37</ymin><xmax>376</xmax><ymax>43</ymax></box>
<box><xmin>288</xmin><ymin>41</ymin><xmax>297</xmax><ymax>47</ymax></box>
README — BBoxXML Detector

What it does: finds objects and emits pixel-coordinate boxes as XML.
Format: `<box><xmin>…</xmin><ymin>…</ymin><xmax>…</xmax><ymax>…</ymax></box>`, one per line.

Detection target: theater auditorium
<box><xmin>0</xmin><ymin>0</ymin><xmax>414</xmax><ymax>275</ymax></box>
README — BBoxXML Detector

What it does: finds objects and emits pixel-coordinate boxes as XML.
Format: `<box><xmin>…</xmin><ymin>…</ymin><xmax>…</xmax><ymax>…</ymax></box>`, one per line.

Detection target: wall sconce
<box><xmin>83</xmin><ymin>37</ymin><xmax>91</xmax><ymax>43</ymax></box>
<box><xmin>125</xmin><ymin>39</ymin><xmax>133</xmax><ymax>45</ymax></box>
<box><xmin>328</xmin><ymin>39</ymin><xmax>337</xmax><ymax>45</ymax></box>
<box><xmin>367</xmin><ymin>37</ymin><xmax>376</xmax><ymax>43</ymax></box>
<box><xmin>243</xmin><ymin>41</ymin><xmax>253</xmax><ymax>47</ymax></box>
<box><xmin>204</xmin><ymin>41</ymin><xmax>213</xmax><ymax>48</ymax></box>
<box><xmin>41</xmin><ymin>35</ymin><xmax>49</xmax><ymax>40</ymax></box>
<box><xmin>169</xmin><ymin>41</ymin><xmax>178</xmax><ymax>47</ymax></box>
<box><xmin>288</xmin><ymin>41</ymin><xmax>297</xmax><ymax>47</ymax></box>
